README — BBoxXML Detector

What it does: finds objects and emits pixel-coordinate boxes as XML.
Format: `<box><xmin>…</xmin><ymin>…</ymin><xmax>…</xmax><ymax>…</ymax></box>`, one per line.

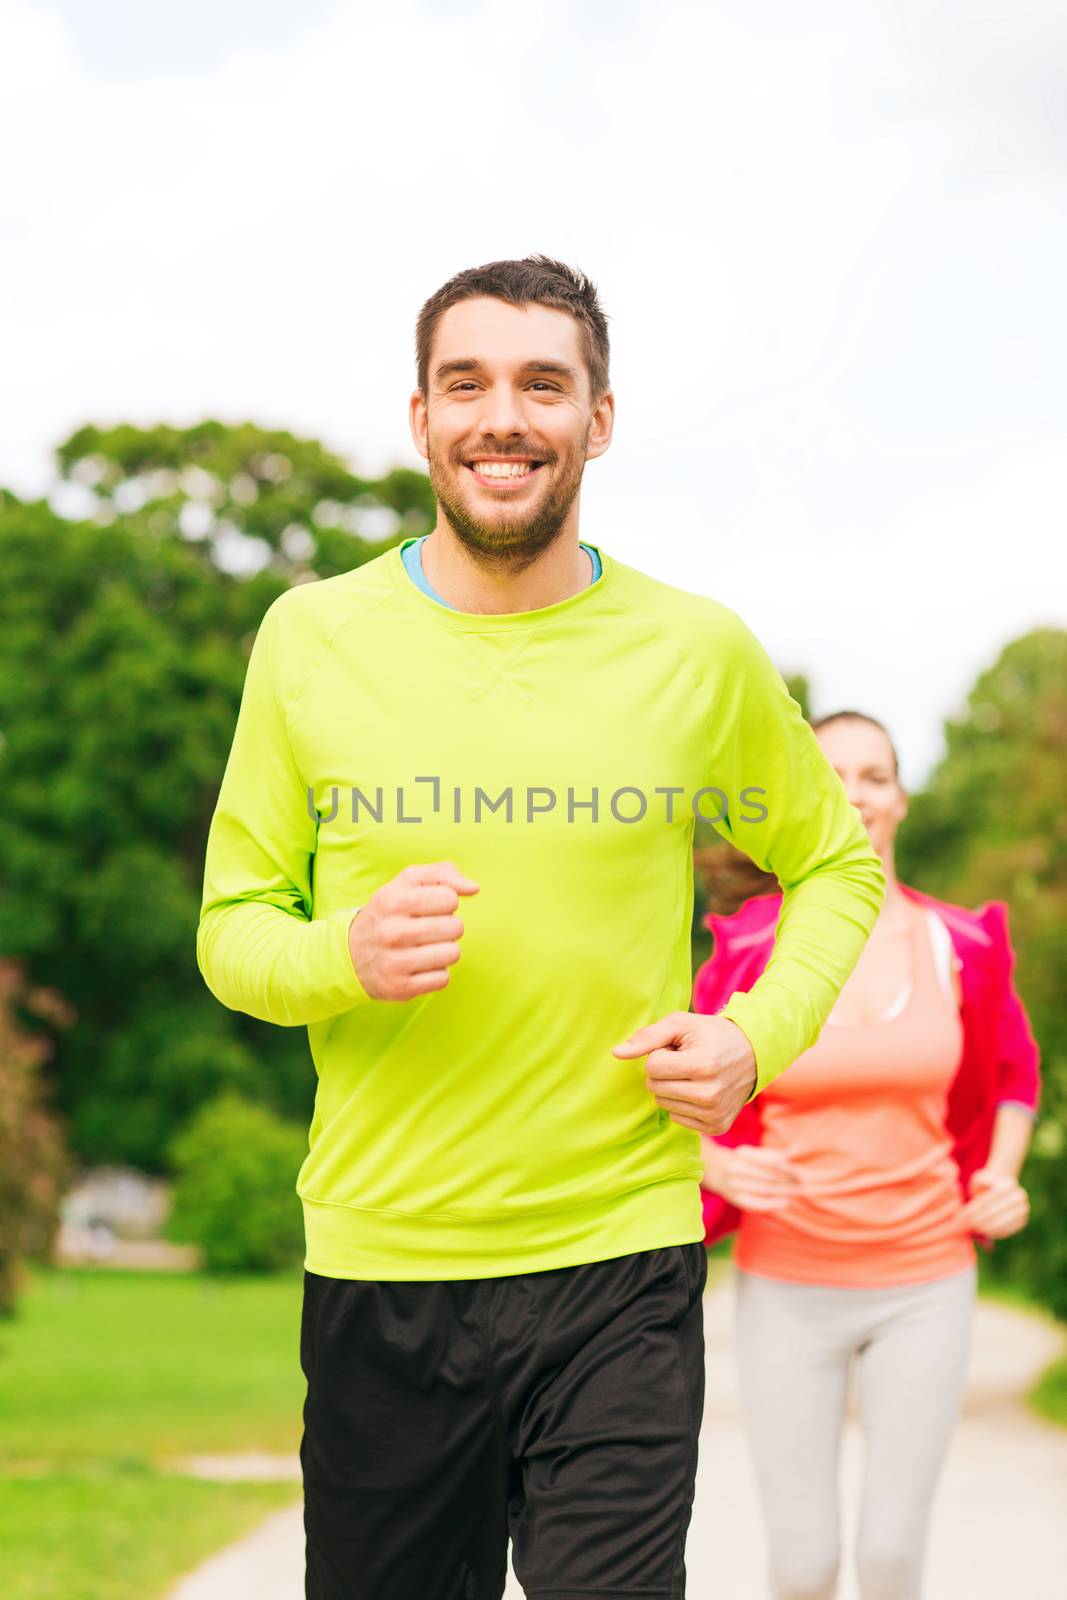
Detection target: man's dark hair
<box><xmin>415</xmin><ymin>255</ymin><xmax>611</xmax><ymax>403</ymax></box>
<box><xmin>810</xmin><ymin>709</ymin><xmax>901</xmax><ymax>782</ymax></box>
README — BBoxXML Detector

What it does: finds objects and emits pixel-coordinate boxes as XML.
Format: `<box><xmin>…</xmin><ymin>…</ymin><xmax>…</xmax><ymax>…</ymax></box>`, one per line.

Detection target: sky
<box><xmin>3</xmin><ymin>0</ymin><xmax>1065</xmax><ymax>789</ymax></box>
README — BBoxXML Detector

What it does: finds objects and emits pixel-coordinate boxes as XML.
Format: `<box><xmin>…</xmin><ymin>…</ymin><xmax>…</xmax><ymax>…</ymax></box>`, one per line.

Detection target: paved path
<box><xmin>165</xmin><ymin>1278</ymin><xmax>1067</xmax><ymax>1599</ymax></box>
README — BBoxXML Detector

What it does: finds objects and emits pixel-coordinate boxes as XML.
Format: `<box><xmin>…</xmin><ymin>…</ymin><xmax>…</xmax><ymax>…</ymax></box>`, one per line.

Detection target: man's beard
<box><xmin>426</xmin><ymin>428</ymin><xmax>590</xmax><ymax>575</ymax></box>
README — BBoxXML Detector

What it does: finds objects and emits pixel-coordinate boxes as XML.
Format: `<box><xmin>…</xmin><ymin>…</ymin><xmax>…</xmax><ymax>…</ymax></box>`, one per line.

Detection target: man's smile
<box><xmin>464</xmin><ymin>456</ymin><xmax>545</xmax><ymax>489</ymax></box>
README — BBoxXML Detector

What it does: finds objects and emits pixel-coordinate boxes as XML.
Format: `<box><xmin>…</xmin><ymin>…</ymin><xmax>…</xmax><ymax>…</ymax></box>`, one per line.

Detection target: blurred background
<box><xmin>1</xmin><ymin>1</ymin><xmax>1064</xmax><ymax>1596</ymax></box>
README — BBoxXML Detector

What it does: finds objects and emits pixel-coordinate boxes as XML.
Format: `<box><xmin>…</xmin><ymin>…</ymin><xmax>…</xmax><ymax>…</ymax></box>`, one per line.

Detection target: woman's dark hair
<box><xmin>810</xmin><ymin>709</ymin><xmax>901</xmax><ymax>782</ymax></box>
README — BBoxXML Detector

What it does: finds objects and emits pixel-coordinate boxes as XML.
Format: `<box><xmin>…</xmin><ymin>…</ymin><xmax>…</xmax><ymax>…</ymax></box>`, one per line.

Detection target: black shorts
<box><xmin>300</xmin><ymin>1241</ymin><xmax>708</xmax><ymax>1600</ymax></box>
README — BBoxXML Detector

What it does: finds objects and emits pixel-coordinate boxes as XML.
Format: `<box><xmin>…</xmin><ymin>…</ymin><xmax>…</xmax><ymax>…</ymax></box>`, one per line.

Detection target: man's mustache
<box><xmin>448</xmin><ymin>447</ymin><xmax>557</xmax><ymax>465</ymax></box>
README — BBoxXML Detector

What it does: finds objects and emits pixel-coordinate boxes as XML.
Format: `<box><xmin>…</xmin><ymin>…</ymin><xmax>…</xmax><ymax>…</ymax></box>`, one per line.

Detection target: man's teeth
<box><xmin>472</xmin><ymin>461</ymin><xmax>535</xmax><ymax>478</ymax></box>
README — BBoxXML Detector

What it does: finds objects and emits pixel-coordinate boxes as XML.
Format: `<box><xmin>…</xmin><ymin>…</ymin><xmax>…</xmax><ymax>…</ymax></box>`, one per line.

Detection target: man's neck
<box><xmin>419</xmin><ymin>526</ymin><xmax>594</xmax><ymax>616</ymax></box>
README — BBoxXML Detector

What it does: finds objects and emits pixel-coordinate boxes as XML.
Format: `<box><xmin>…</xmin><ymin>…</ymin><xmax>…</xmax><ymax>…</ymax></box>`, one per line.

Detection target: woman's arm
<box><xmin>956</xmin><ymin>903</ymin><xmax>1041</xmax><ymax>1240</ymax></box>
<box><xmin>983</xmin><ymin>1103</ymin><xmax>1035</xmax><ymax>1181</ymax></box>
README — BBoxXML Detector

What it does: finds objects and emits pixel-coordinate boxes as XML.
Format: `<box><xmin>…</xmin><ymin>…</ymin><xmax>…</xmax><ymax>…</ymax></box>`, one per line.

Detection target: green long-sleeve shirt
<box><xmin>197</xmin><ymin>539</ymin><xmax>885</xmax><ymax>1278</ymax></box>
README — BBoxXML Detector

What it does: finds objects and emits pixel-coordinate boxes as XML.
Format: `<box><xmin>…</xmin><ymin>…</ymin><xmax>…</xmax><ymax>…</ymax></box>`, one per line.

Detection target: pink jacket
<box><xmin>693</xmin><ymin>883</ymin><xmax>1042</xmax><ymax>1247</ymax></box>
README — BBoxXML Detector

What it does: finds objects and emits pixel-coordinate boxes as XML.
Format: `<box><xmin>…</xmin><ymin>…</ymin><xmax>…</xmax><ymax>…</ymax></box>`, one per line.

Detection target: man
<box><xmin>197</xmin><ymin>255</ymin><xmax>885</xmax><ymax>1600</ymax></box>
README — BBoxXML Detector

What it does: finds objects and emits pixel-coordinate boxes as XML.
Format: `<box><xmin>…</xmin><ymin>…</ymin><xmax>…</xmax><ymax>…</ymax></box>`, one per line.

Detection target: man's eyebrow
<box><xmin>522</xmin><ymin>359</ymin><xmax>580</xmax><ymax>382</ymax></box>
<box><xmin>433</xmin><ymin>357</ymin><xmax>581</xmax><ymax>383</ymax></box>
<box><xmin>434</xmin><ymin>359</ymin><xmax>481</xmax><ymax>381</ymax></box>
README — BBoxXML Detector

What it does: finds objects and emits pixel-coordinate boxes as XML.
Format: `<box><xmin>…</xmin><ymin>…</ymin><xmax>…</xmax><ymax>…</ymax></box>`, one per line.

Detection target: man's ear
<box><xmin>585</xmin><ymin>389</ymin><xmax>615</xmax><ymax>462</ymax></box>
<box><xmin>409</xmin><ymin>389</ymin><xmax>429</xmax><ymax>461</ymax></box>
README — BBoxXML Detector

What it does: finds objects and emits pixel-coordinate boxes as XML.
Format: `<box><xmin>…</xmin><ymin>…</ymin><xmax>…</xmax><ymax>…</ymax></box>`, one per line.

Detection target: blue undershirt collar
<box><xmin>401</xmin><ymin>534</ymin><xmax>602</xmax><ymax>610</ymax></box>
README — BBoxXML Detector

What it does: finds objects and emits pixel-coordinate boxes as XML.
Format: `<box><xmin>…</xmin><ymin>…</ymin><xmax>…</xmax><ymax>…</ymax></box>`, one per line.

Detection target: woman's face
<box><xmin>815</xmin><ymin>718</ymin><xmax>908</xmax><ymax>860</ymax></box>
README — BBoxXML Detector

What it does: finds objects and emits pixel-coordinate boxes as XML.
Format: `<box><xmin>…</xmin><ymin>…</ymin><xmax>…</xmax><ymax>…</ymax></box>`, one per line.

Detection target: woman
<box><xmin>694</xmin><ymin>709</ymin><xmax>1040</xmax><ymax>1600</ymax></box>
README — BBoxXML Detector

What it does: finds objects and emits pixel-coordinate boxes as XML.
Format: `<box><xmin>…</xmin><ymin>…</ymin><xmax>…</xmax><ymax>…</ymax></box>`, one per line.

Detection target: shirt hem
<box><xmin>301</xmin><ymin>1176</ymin><xmax>705</xmax><ymax>1280</ymax></box>
<box><xmin>734</xmin><ymin>1238</ymin><xmax>978</xmax><ymax>1289</ymax></box>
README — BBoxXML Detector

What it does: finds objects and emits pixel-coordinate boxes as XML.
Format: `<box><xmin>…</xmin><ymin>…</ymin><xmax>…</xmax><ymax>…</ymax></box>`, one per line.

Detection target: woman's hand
<box><xmin>701</xmin><ymin>1140</ymin><xmax>805</xmax><ymax>1213</ymax></box>
<box><xmin>958</xmin><ymin>1168</ymin><xmax>1030</xmax><ymax>1239</ymax></box>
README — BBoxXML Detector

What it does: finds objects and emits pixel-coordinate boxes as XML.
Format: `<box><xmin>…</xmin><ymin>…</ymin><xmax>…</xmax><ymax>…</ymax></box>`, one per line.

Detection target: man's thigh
<box><xmin>499</xmin><ymin>1242</ymin><xmax>708</xmax><ymax>1600</ymax></box>
<box><xmin>300</xmin><ymin>1269</ymin><xmax>513</xmax><ymax>1600</ymax></box>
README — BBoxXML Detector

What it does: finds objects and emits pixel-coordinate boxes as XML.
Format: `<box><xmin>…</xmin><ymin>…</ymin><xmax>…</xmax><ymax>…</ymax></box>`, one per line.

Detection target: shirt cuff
<box><xmin>715</xmin><ymin>1003</ymin><xmax>764</xmax><ymax>1101</ymax></box>
<box><xmin>324</xmin><ymin>904</ymin><xmax>373</xmax><ymax>1009</ymax></box>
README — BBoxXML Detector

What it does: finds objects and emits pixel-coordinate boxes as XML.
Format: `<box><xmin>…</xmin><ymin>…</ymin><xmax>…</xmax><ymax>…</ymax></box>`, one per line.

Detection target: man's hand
<box><xmin>612</xmin><ymin>1012</ymin><xmax>758</xmax><ymax>1135</ymax></box>
<box><xmin>347</xmin><ymin>861</ymin><xmax>480</xmax><ymax>1001</ymax></box>
<box><xmin>958</xmin><ymin>1167</ymin><xmax>1030</xmax><ymax>1240</ymax></box>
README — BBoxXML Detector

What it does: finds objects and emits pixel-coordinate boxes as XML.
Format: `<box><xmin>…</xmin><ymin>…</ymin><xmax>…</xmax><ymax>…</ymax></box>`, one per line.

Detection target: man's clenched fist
<box><xmin>612</xmin><ymin>1011</ymin><xmax>758</xmax><ymax>1135</ymax></box>
<box><xmin>347</xmin><ymin>861</ymin><xmax>480</xmax><ymax>1001</ymax></box>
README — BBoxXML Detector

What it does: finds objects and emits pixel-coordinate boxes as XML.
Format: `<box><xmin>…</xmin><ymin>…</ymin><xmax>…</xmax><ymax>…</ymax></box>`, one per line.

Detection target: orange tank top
<box><xmin>736</xmin><ymin>904</ymin><xmax>977</xmax><ymax>1287</ymax></box>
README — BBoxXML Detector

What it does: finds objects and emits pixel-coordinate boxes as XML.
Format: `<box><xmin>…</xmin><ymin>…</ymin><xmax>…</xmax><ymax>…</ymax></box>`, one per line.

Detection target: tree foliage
<box><xmin>897</xmin><ymin>630</ymin><xmax>1067</xmax><ymax>1314</ymax></box>
<box><xmin>0</xmin><ymin>423</ymin><xmax>429</xmax><ymax>1169</ymax></box>
<box><xmin>0</xmin><ymin>961</ymin><xmax>72</xmax><ymax>1314</ymax></box>
<box><xmin>56</xmin><ymin>421</ymin><xmax>434</xmax><ymax>582</ymax></box>
<box><xmin>166</xmin><ymin>1092</ymin><xmax>307</xmax><ymax>1274</ymax></box>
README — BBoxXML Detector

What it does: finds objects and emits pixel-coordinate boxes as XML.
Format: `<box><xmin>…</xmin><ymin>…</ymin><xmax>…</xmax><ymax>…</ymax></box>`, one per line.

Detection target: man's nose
<box><xmin>475</xmin><ymin>383</ymin><xmax>528</xmax><ymax>439</ymax></box>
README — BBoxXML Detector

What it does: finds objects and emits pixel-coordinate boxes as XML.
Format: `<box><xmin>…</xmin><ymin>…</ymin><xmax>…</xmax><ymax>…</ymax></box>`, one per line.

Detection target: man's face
<box><xmin>410</xmin><ymin>297</ymin><xmax>613</xmax><ymax>568</ymax></box>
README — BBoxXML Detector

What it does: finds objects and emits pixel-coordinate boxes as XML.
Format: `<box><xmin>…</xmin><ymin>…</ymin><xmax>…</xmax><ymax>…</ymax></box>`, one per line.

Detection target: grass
<box><xmin>0</xmin><ymin>1266</ymin><xmax>306</xmax><ymax>1600</ymax></box>
<box><xmin>0</xmin><ymin>1266</ymin><xmax>306</xmax><ymax>1465</ymax></box>
<box><xmin>975</xmin><ymin>1262</ymin><xmax>1067</xmax><ymax>1429</ymax></box>
<box><xmin>1029</xmin><ymin>1357</ymin><xmax>1067</xmax><ymax>1428</ymax></box>
<box><xmin>0</xmin><ymin>1470</ymin><xmax>299</xmax><ymax>1600</ymax></box>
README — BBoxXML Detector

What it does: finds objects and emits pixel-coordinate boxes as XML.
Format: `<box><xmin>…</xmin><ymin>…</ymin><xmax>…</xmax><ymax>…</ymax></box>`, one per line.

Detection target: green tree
<box><xmin>0</xmin><ymin>423</ymin><xmax>433</xmax><ymax>1169</ymax></box>
<box><xmin>166</xmin><ymin>1093</ymin><xmax>307</xmax><ymax>1273</ymax></box>
<box><xmin>897</xmin><ymin>630</ymin><xmax>1067</xmax><ymax>1314</ymax></box>
<box><xmin>56</xmin><ymin>421</ymin><xmax>434</xmax><ymax>582</ymax></box>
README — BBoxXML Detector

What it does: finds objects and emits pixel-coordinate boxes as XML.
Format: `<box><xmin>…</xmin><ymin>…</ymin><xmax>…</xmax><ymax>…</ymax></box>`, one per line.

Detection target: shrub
<box><xmin>0</xmin><ymin>961</ymin><xmax>72</xmax><ymax>1315</ymax></box>
<box><xmin>166</xmin><ymin>1094</ymin><xmax>307</xmax><ymax>1273</ymax></box>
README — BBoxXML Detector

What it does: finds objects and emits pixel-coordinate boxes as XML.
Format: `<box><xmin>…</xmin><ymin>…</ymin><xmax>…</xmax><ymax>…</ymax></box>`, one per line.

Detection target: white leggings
<box><xmin>733</xmin><ymin>1265</ymin><xmax>977</xmax><ymax>1600</ymax></box>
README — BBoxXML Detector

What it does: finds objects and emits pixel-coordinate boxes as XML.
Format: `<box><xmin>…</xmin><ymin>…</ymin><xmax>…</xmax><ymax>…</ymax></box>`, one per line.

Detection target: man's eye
<box><xmin>530</xmin><ymin>382</ymin><xmax>559</xmax><ymax>392</ymax></box>
<box><xmin>451</xmin><ymin>382</ymin><xmax>479</xmax><ymax>392</ymax></box>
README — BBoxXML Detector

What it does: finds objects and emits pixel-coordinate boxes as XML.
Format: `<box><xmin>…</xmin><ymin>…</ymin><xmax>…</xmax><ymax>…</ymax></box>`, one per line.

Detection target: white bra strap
<box><xmin>924</xmin><ymin>907</ymin><xmax>958</xmax><ymax>1008</ymax></box>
